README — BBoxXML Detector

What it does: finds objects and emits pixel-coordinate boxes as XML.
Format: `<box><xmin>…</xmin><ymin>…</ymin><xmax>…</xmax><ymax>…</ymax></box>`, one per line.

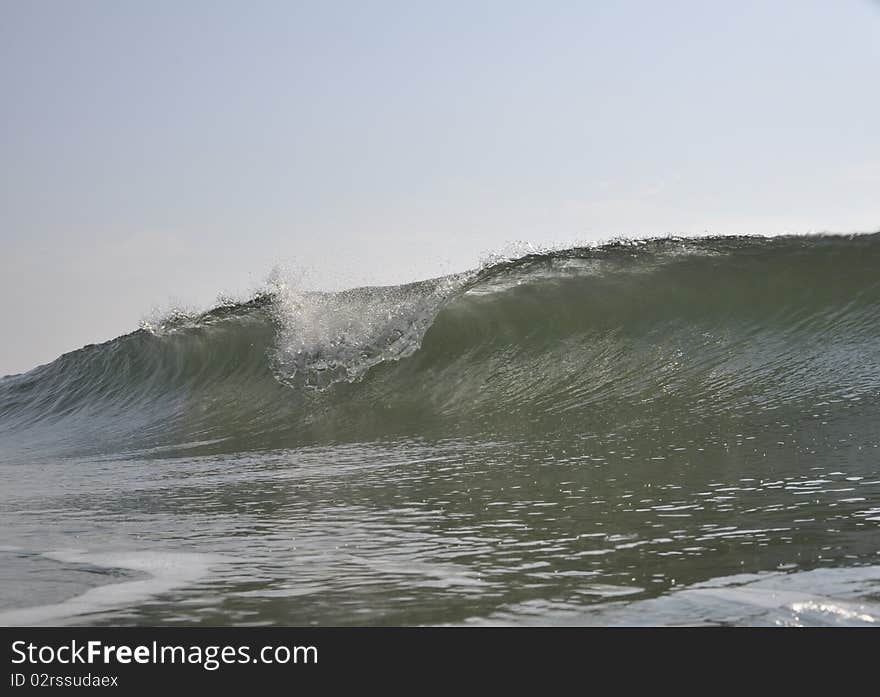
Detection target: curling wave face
<box><xmin>2</xmin><ymin>233</ymin><xmax>880</xmax><ymax>460</ymax></box>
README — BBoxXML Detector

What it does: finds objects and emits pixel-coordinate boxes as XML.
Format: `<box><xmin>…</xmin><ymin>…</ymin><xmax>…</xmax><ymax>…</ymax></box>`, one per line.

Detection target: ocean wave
<box><xmin>2</xmin><ymin>233</ymin><xmax>879</xmax><ymax>458</ymax></box>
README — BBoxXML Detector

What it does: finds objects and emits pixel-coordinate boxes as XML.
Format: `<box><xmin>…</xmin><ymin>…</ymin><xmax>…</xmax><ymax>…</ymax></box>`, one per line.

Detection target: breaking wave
<box><xmin>2</xmin><ymin>234</ymin><xmax>879</xmax><ymax>459</ymax></box>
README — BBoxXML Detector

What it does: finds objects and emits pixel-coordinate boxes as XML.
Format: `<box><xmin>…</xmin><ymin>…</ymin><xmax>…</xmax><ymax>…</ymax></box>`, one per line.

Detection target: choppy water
<box><xmin>2</xmin><ymin>234</ymin><xmax>879</xmax><ymax>626</ymax></box>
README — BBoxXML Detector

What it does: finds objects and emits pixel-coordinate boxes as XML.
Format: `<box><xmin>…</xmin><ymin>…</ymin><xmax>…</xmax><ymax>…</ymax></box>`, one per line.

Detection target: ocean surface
<box><xmin>2</xmin><ymin>234</ymin><xmax>879</xmax><ymax>626</ymax></box>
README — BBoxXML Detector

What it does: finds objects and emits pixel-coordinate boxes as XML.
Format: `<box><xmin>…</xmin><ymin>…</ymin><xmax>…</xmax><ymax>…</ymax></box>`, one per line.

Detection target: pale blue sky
<box><xmin>2</xmin><ymin>0</ymin><xmax>879</xmax><ymax>375</ymax></box>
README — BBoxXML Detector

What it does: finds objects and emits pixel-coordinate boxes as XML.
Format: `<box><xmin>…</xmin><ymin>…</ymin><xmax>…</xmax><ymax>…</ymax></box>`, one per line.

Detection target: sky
<box><xmin>2</xmin><ymin>0</ymin><xmax>879</xmax><ymax>376</ymax></box>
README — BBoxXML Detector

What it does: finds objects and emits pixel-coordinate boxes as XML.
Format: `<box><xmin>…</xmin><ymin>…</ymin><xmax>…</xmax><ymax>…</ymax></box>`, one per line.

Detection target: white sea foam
<box><xmin>268</xmin><ymin>268</ymin><xmax>471</xmax><ymax>389</ymax></box>
<box><xmin>0</xmin><ymin>549</ymin><xmax>222</xmax><ymax>627</ymax></box>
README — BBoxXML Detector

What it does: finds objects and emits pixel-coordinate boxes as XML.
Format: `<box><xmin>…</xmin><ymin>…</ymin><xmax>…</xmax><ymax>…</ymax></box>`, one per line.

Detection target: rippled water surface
<box><xmin>2</xmin><ymin>428</ymin><xmax>879</xmax><ymax>626</ymax></box>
